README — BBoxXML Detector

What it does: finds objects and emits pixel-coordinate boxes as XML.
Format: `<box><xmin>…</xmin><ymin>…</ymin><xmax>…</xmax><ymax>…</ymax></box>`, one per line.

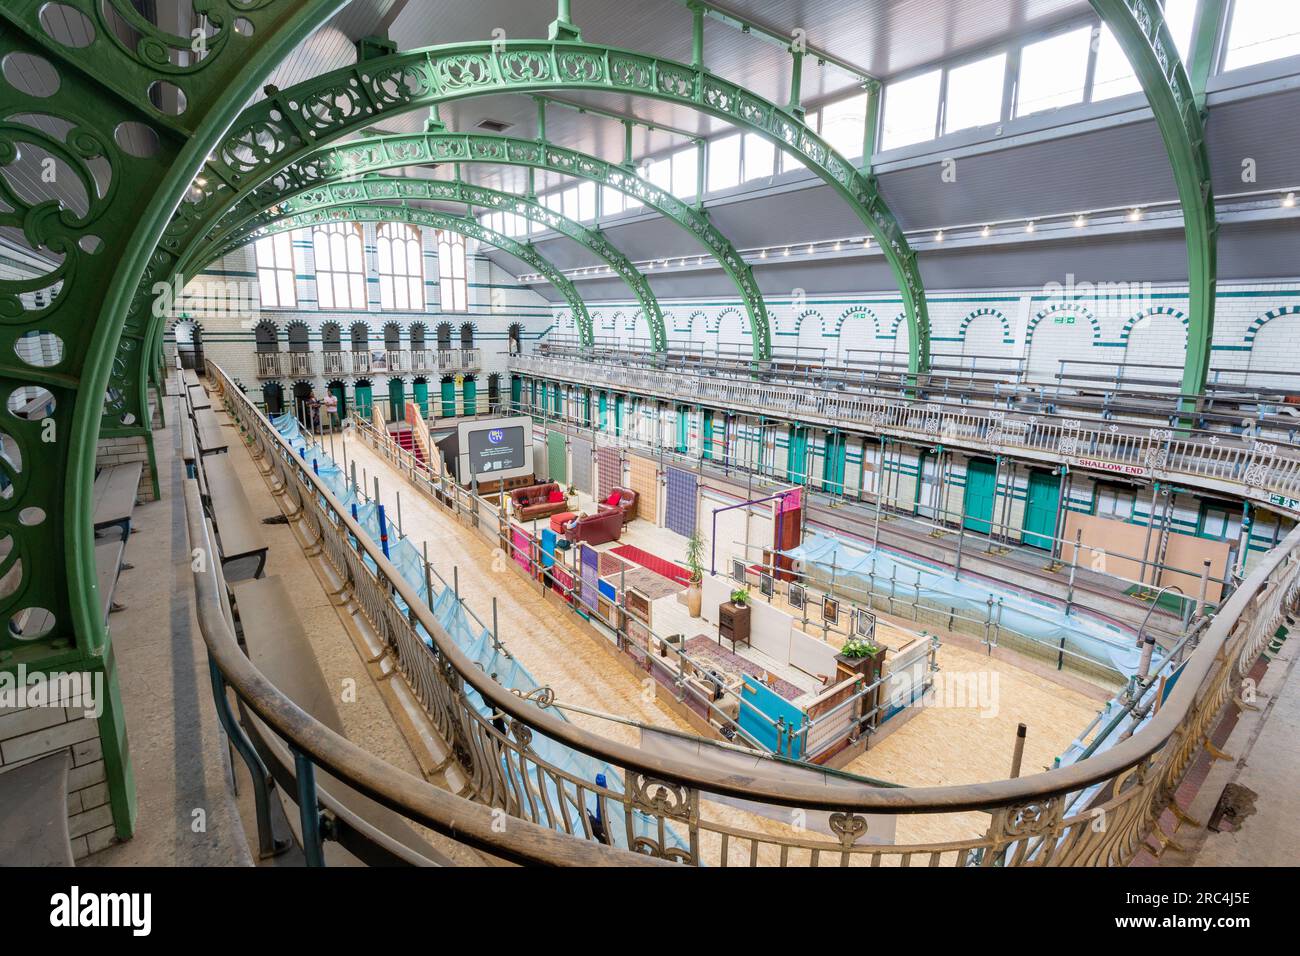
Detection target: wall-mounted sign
<box><xmin>1072</xmin><ymin>457</ymin><xmax>1149</xmax><ymax>478</ymax></box>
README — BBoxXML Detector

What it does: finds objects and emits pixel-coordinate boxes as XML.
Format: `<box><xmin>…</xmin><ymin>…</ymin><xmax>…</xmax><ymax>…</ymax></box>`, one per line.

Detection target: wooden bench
<box><xmin>95</xmin><ymin>537</ymin><xmax>127</xmax><ymax>623</ymax></box>
<box><xmin>194</xmin><ymin>408</ymin><xmax>229</xmax><ymax>456</ymax></box>
<box><xmin>204</xmin><ymin>454</ymin><xmax>268</xmax><ymax>580</ymax></box>
<box><xmin>92</xmin><ymin>460</ymin><xmax>143</xmax><ymax>538</ymax></box>
<box><xmin>188</xmin><ymin>383</ymin><xmax>211</xmax><ymax>411</ymax></box>
<box><xmin>181</xmin><ymin>415</ymin><xmax>197</xmax><ymax>471</ymax></box>
<box><xmin>0</xmin><ymin>751</ymin><xmax>74</xmax><ymax>866</ymax></box>
<box><xmin>229</xmin><ymin>576</ymin><xmax>454</xmax><ymax>865</ymax></box>
<box><xmin>183</xmin><ymin>368</ymin><xmax>200</xmax><ymax>390</ymax></box>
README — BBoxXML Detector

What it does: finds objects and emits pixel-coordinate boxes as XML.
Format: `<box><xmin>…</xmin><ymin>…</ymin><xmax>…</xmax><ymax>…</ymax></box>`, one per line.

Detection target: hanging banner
<box><xmin>581</xmin><ymin>544</ymin><xmax>600</xmax><ymax>611</ymax></box>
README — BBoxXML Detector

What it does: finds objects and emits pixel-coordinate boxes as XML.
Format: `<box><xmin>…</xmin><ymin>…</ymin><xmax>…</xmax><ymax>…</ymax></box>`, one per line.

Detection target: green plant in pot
<box><xmin>684</xmin><ymin>530</ymin><xmax>706</xmax><ymax>617</ymax></box>
<box><xmin>730</xmin><ymin>586</ymin><xmax>750</xmax><ymax>607</ymax></box>
<box><xmin>839</xmin><ymin>635</ymin><xmax>880</xmax><ymax>659</ymax></box>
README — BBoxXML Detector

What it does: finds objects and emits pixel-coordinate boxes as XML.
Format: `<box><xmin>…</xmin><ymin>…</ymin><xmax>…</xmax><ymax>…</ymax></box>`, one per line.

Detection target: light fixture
<box><xmin>195</xmin><ymin>176</ymin><xmax>208</xmax><ymax>187</ymax></box>
<box><xmin>1025</xmin><ymin>221</ymin><xmax>1035</xmax><ymax>233</ymax></box>
<box><xmin>862</xmin><ymin>237</ymin><xmax>871</xmax><ymax>249</ymax></box>
<box><xmin>783</xmin><ymin>247</ymin><xmax>790</xmax><ymax>256</ymax></box>
<box><xmin>697</xmin><ymin>256</ymin><xmax>704</xmax><ymax>265</ymax></box>
<box><xmin>1128</xmin><ymin>207</ymin><xmax>1142</xmax><ymax>222</ymax></box>
<box><xmin>980</xmin><ymin>225</ymin><xmax>990</xmax><ymax>238</ymax></box>
<box><xmin>934</xmin><ymin>230</ymin><xmax>944</xmax><ymax>242</ymax></box>
<box><xmin>1285</xmin><ymin>192</ymin><xmax>1296</xmax><ymax>208</ymax></box>
<box><xmin>1074</xmin><ymin>214</ymin><xmax>1086</xmax><ymax>228</ymax></box>
<box><xmin>833</xmin><ymin>240</ymin><xmax>842</xmax><ymax>251</ymax></box>
<box><xmin>760</xmin><ymin>248</ymin><xmax>768</xmax><ymax>258</ymax></box>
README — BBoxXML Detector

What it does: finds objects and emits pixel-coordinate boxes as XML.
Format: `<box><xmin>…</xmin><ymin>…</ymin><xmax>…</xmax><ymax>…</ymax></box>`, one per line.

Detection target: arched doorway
<box><xmin>487</xmin><ymin>372</ymin><xmax>501</xmax><ymax>412</ymax></box>
<box><xmin>262</xmin><ymin>382</ymin><xmax>284</xmax><ymax>416</ymax></box>
<box><xmin>326</xmin><ymin>380</ymin><xmax>347</xmax><ymax>425</ymax></box>
<box><xmin>293</xmin><ymin>381</ymin><xmax>315</xmax><ymax>423</ymax></box>
<box><xmin>388</xmin><ymin>377</ymin><xmax>406</xmax><ymax>422</ymax></box>
<box><xmin>173</xmin><ymin>319</ymin><xmax>204</xmax><ymax>371</ymax></box>
<box><xmin>353</xmin><ymin>378</ymin><xmax>374</xmax><ymax>420</ymax></box>
<box><xmin>459</xmin><ymin>322</ymin><xmax>475</xmax><ymax>350</ymax></box>
<box><xmin>413</xmin><ymin>376</ymin><xmax>430</xmax><ymax>418</ymax></box>
<box><xmin>321</xmin><ymin>322</ymin><xmax>341</xmax><ymax>351</ymax></box>
<box><xmin>350</xmin><ymin>322</ymin><xmax>370</xmax><ymax>351</ymax></box>
<box><xmin>507</xmin><ymin>322</ymin><xmax>523</xmax><ymax>356</ymax></box>
<box><xmin>254</xmin><ymin>320</ymin><xmax>279</xmax><ymax>352</ymax></box>
<box><xmin>462</xmin><ymin>375</ymin><xmax>477</xmax><ymax>415</ymax></box>
<box><xmin>287</xmin><ymin>321</ymin><xmax>310</xmax><ymax>352</ymax></box>
<box><xmin>436</xmin><ymin>321</ymin><xmax>452</xmax><ymax>352</ymax></box>
<box><xmin>439</xmin><ymin>376</ymin><xmax>456</xmax><ymax>418</ymax></box>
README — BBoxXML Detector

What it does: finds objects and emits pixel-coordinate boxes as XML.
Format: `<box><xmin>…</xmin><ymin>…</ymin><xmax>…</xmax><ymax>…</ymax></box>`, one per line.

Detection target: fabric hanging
<box><xmin>596</xmin><ymin>445</ymin><xmax>621</xmax><ymax>502</ymax></box>
<box><xmin>665</xmin><ymin>467</ymin><xmax>698</xmax><ymax>537</ymax></box>
<box><xmin>570</xmin><ymin>436</ymin><xmax>593</xmax><ymax>495</ymax></box>
<box><xmin>547</xmin><ymin>430</ymin><xmax>567</xmax><ymax>485</ymax></box>
<box><xmin>627</xmin><ymin>453</ymin><xmax>659</xmax><ymax>523</ymax></box>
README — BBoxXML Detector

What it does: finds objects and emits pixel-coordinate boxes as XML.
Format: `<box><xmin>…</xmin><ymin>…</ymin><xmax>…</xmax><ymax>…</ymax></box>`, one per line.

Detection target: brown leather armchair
<box><xmin>510</xmin><ymin>482</ymin><xmax>568</xmax><ymax>521</ymax></box>
<box><xmin>598</xmin><ymin>486</ymin><xmax>639</xmax><ymax>526</ymax></box>
<box><xmin>564</xmin><ymin>508</ymin><xmax>623</xmax><ymax>546</ymax></box>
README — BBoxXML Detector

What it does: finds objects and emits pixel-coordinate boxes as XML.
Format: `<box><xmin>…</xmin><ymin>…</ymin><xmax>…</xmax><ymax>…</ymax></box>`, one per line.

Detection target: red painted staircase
<box><xmin>392</xmin><ymin>426</ymin><xmax>426</xmax><ymax>468</ymax></box>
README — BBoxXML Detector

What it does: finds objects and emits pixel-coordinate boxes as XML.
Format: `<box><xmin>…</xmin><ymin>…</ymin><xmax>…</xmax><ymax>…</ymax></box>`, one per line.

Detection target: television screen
<box><xmin>466</xmin><ymin>423</ymin><xmax>526</xmax><ymax>476</ymax></box>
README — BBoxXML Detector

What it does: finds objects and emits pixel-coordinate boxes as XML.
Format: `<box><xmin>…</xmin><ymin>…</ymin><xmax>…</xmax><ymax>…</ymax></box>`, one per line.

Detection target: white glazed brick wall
<box><xmin>0</xmin><ymin>695</ymin><xmax>114</xmax><ymax>859</ymax></box>
<box><xmin>95</xmin><ymin>434</ymin><xmax>154</xmax><ymax>503</ymax></box>
<box><xmin>167</xmin><ymin>223</ymin><xmax>556</xmax><ymax>406</ymax></box>
<box><xmin>555</xmin><ymin>281</ymin><xmax>1300</xmax><ymax>392</ymax></box>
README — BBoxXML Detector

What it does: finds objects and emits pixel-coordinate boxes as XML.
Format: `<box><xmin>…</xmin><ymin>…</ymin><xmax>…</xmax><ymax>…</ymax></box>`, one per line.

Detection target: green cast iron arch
<box><xmin>1089</xmin><ymin>0</ymin><xmax>1217</xmax><ymax>407</ymax></box>
<box><xmin>143</xmin><ymin>38</ymin><xmax>939</xmax><ymax>372</ymax></box>
<box><xmin>0</xmin><ymin>0</ymin><xmax>351</xmax><ymax>840</ymax></box>
<box><xmin>204</xmin><ymin>174</ymin><xmax>665</xmax><ymax>351</ymax></box>
<box><xmin>238</xmin><ymin>204</ymin><xmax>593</xmax><ymax>339</ymax></box>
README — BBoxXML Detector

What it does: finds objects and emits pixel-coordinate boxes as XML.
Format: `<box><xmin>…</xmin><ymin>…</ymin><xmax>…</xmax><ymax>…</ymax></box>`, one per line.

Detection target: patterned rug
<box><xmin>597</xmin><ymin>551</ymin><xmax>630</xmax><ymax>577</ymax></box>
<box><xmin>602</xmin><ymin>565</ymin><xmax>682</xmax><ymax>601</ymax></box>
<box><xmin>611</xmin><ymin>544</ymin><xmax>691</xmax><ymax>587</ymax></box>
<box><xmin>684</xmin><ymin>636</ymin><xmax>804</xmax><ymax>701</ymax></box>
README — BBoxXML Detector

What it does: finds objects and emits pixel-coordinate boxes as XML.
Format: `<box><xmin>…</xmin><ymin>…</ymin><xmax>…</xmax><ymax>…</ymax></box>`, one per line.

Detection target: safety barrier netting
<box><xmin>270</xmin><ymin>415</ymin><xmax>683</xmax><ymax>853</ymax></box>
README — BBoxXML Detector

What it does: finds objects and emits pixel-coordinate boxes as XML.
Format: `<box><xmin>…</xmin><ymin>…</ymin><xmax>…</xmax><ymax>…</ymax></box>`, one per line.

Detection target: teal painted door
<box><xmin>822</xmin><ymin>432</ymin><xmax>846</xmax><ymax>494</ymax></box>
<box><xmin>413</xmin><ymin>380</ymin><xmax>430</xmax><ymax>418</ymax></box>
<box><xmin>1022</xmin><ymin>469</ymin><xmax>1061</xmax><ymax>550</ymax></box>
<box><xmin>388</xmin><ymin>379</ymin><xmax>405</xmax><ymax>421</ymax></box>
<box><xmin>511</xmin><ymin>375</ymin><xmax>522</xmax><ymax>410</ymax></box>
<box><xmin>583</xmin><ymin>390</ymin><xmax>592</xmax><ymax>427</ymax></box>
<box><xmin>676</xmin><ymin>406</ymin><xmax>689</xmax><ymax>453</ymax></box>
<box><xmin>440</xmin><ymin>379</ymin><xmax>455</xmax><ymax>417</ymax></box>
<box><xmin>614</xmin><ymin>395</ymin><xmax>624</xmax><ymax>436</ymax></box>
<box><xmin>598</xmin><ymin>391</ymin><xmax>608</xmax><ymax>430</ymax></box>
<box><xmin>354</xmin><ymin>385</ymin><xmax>372</xmax><ymax>420</ymax></box>
<box><xmin>963</xmin><ymin>458</ymin><xmax>997</xmax><ymax>534</ymax></box>
<box><xmin>702</xmin><ymin>409</ymin><xmax>714</xmax><ymax>460</ymax></box>
<box><xmin>327</xmin><ymin>383</ymin><xmax>346</xmax><ymax>425</ymax></box>
<box><xmin>462</xmin><ymin>376</ymin><xmax>477</xmax><ymax>415</ymax></box>
<box><xmin>786</xmin><ymin>426</ymin><xmax>809</xmax><ymax>485</ymax></box>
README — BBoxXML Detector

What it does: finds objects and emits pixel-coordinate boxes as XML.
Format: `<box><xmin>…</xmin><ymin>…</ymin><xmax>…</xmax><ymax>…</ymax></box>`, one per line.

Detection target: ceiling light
<box><xmin>862</xmin><ymin>237</ymin><xmax>871</xmax><ymax>249</ymax></box>
<box><xmin>1284</xmin><ymin>192</ymin><xmax>1296</xmax><ymax>208</ymax></box>
<box><xmin>980</xmin><ymin>225</ymin><xmax>990</xmax><ymax>238</ymax></box>
<box><xmin>760</xmin><ymin>248</ymin><xmax>768</xmax><ymax>258</ymax></box>
<box><xmin>833</xmin><ymin>241</ymin><xmax>842</xmax><ymax>251</ymax></box>
<box><xmin>934</xmin><ymin>230</ymin><xmax>944</xmax><ymax>242</ymax></box>
<box><xmin>1025</xmin><ymin>221</ymin><xmax>1035</xmax><ymax>233</ymax></box>
<box><xmin>1129</xmin><ymin>207</ymin><xmax>1142</xmax><ymax>222</ymax></box>
<box><xmin>697</xmin><ymin>257</ymin><xmax>704</xmax><ymax>265</ymax></box>
<box><xmin>806</xmin><ymin>244</ymin><xmax>814</xmax><ymax>255</ymax></box>
<box><xmin>1074</xmin><ymin>214</ymin><xmax>1086</xmax><ymax>228</ymax></box>
<box><xmin>783</xmin><ymin>247</ymin><xmax>790</xmax><ymax>256</ymax></box>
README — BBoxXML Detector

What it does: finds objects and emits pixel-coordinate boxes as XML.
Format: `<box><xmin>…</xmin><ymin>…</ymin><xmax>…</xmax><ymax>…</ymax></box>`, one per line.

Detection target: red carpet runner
<box><xmin>610</xmin><ymin>544</ymin><xmax>692</xmax><ymax>587</ymax></box>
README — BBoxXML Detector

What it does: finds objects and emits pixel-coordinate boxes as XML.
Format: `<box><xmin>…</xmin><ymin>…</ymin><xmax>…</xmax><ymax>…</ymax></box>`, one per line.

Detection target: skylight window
<box><xmin>820</xmin><ymin>93</ymin><xmax>867</xmax><ymax>157</ymax></box>
<box><xmin>1015</xmin><ymin>26</ymin><xmax>1092</xmax><ymax>117</ymax></box>
<box><xmin>943</xmin><ymin>53</ymin><xmax>1006</xmax><ymax>133</ymax></box>
<box><xmin>707</xmin><ymin>133</ymin><xmax>741</xmax><ymax>192</ymax></box>
<box><xmin>1163</xmin><ymin>0</ymin><xmax>1199</xmax><ymax>63</ymax></box>
<box><xmin>742</xmin><ymin>132</ymin><xmax>775</xmax><ymax>181</ymax></box>
<box><xmin>671</xmin><ymin>147</ymin><xmax>698</xmax><ymax>199</ymax></box>
<box><xmin>882</xmin><ymin>69</ymin><xmax>941</xmax><ymax>149</ymax></box>
<box><xmin>1224</xmin><ymin>0</ymin><xmax>1300</xmax><ymax>70</ymax></box>
<box><xmin>1092</xmin><ymin>27</ymin><xmax>1142</xmax><ymax>100</ymax></box>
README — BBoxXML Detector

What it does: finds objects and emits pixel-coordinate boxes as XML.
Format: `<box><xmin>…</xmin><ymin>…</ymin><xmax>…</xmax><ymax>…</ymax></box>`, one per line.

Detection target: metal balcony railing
<box><xmin>438</xmin><ymin>348</ymin><xmax>480</xmax><ymax>373</ymax></box>
<box><xmin>322</xmin><ymin>351</ymin><xmax>345</xmax><ymax>375</ymax></box>
<box><xmin>510</xmin><ymin>354</ymin><xmax>1300</xmax><ymax>509</ymax></box>
<box><xmin>409</xmin><ymin>349</ymin><xmax>434</xmax><ymax>372</ymax></box>
<box><xmin>351</xmin><ymin>350</ymin><xmax>371</xmax><ymax>374</ymax></box>
<box><xmin>209</xmin><ymin>357</ymin><xmax>1300</xmax><ymax>867</ymax></box>
<box><xmin>255</xmin><ymin>352</ymin><xmax>282</xmax><ymax>378</ymax></box>
<box><xmin>288</xmin><ymin>352</ymin><xmax>312</xmax><ymax>377</ymax></box>
<box><xmin>386</xmin><ymin>349</ymin><xmax>405</xmax><ymax>372</ymax></box>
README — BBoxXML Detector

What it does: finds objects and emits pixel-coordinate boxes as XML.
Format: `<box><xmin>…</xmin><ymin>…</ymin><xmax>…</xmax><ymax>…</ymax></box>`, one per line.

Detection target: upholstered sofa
<box><xmin>563</xmin><ymin>508</ymin><xmax>623</xmax><ymax>546</ymax></box>
<box><xmin>510</xmin><ymin>482</ymin><xmax>569</xmax><ymax>521</ymax></box>
<box><xmin>596</xmin><ymin>486</ymin><xmax>639</xmax><ymax>526</ymax></box>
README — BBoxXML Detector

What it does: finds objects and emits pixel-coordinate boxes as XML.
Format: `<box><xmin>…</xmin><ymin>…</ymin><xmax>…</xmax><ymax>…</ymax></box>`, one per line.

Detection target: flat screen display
<box><xmin>466</xmin><ymin>424</ymin><xmax>526</xmax><ymax>476</ymax></box>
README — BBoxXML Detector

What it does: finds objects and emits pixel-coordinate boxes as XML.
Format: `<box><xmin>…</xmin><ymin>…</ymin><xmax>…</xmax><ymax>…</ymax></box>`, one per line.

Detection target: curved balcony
<box><xmin>203</xmin><ymin>360</ymin><xmax>1300</xmax><ymax>866</ymax></box>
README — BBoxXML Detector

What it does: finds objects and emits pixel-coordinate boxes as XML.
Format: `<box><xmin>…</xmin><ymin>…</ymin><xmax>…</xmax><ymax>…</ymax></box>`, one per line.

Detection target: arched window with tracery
<box><xmin>377</xmin><ymin>222</ymin><xmax>425</xmax><ymax>311</ymax></box>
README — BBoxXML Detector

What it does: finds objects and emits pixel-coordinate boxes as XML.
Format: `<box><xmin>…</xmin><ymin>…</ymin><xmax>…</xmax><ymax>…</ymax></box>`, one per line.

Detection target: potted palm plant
<box><xmin>684</xmin><ymin>530</ymin><xmax>706</xmax><ymax>617</ymax></box>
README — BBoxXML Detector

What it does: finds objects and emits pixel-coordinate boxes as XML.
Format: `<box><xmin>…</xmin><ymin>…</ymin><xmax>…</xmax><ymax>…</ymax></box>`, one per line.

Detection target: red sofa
<box><xmin>510</xmin><ymin>482</ymin><xmax>569</xmax><ymax>521</ymax></box>
<box><xmin>597</xmin><ymin>486</ymin><xmax>639</xmax><ymax>526</ymax></box>
<box><xmin>564</xmin><ymin>508</ymin><xmax>623</xmax><ymax>546</ymax></box>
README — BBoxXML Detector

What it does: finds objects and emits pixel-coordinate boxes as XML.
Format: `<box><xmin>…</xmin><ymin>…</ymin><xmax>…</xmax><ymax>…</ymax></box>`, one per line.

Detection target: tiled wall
<box><xmin>553</xmin><ymin>281</ymin><xmax>1300</xmax><ymax>391</ymax></box>
<box><xmin>167</xmin><ymin>223</ymin><xmax>557</xmax><ymax>409</ymax></box>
